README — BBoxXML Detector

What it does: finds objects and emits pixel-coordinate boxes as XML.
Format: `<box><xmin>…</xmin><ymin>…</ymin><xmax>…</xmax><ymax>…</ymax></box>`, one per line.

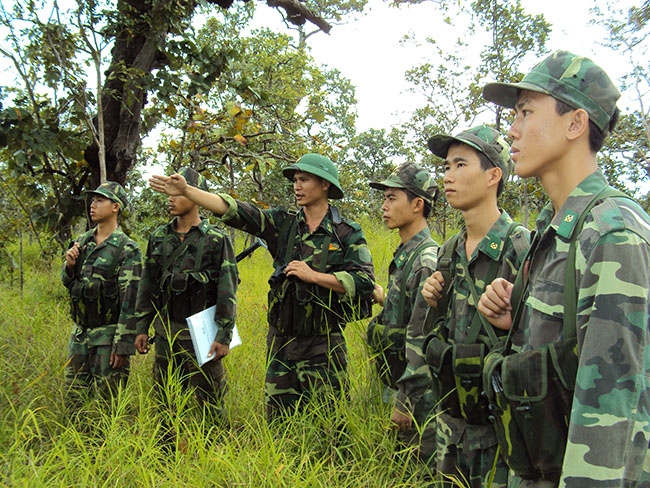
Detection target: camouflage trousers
<box><xmin>64</xmin><ymin>324</ymin><xmax>130</xmax><ymax>410</ymax></box>
<box><xmin>436</xmin><ymin>414</ymin><xmax>509</xmax><ymax>488</ymax></box>
<box><xmin>152</xmin><ymin>335</ymin><xmax>227</xmax><ymax>416</ymax></box>
<box><xmin>265</xmin><ymin>327</ymin><xmax>348</xmax><ymax>420</ymax></box>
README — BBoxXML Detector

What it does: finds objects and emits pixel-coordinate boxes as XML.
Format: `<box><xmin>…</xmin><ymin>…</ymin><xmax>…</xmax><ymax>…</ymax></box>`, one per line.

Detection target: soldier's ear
<box><xmin>567</xmin><ymin>108</ymin><xmax>589</xmax><ymax>141</ymax></box>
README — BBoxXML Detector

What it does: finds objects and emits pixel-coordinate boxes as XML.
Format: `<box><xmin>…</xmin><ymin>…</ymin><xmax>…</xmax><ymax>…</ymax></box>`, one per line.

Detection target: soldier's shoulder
<box><xmin>591</xmin><ymin>196</ymin><xmax>650</xmax><ymax>243</ymax></box>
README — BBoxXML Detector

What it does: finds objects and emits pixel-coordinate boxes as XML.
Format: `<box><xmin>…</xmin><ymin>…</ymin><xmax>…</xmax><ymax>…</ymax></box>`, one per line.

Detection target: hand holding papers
<box><xmin>186</xmin><ymin>305</ymin><xmax>241</xmax><ymax>367</ymax></box>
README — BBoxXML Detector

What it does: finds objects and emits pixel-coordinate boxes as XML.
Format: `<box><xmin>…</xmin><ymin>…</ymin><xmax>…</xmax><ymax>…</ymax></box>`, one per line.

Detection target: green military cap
<box><xmin>177</xmin><ymin>167</ymin><xmax>209</xmax><ymax>190</ymax></box>
<box><xmin>369</xmin><ymin>162</ymin><xmax>438</xmax><ymax>206</ymax></box>
<box><xmin>86</xmin><ymin>181</ymin><xmax>129</xmax><ymax>209</ymax></box>
<box><xmin>427</xmin><ymin>124</ymin><xmax>513</xmax><ymax>182</ymax></box>
<box><xmin>482</xmin><ymin>50</ymin><xmax>621</xmax><ymax>135</ymax></box>
<box><xmin>282</xmin><ymin>153</ymin><xmax>344</xmax><ymax>199</ymax></box>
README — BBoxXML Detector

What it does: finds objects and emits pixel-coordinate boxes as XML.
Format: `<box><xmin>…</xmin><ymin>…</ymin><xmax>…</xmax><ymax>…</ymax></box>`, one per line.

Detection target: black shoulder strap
<box><xmin>436</xmin><ymin>232</ymin><xmax>461</xmax><ymax>317</ymax></box>
<box><xmin>162</xmin><ymin>229</ymin><xmax>203</xmax><ymax>272</ymax></box>
<box><xmin>462</xmin><ymin>221</ymin><xmax>520</xmax><ymax>346</ymax></box>
<box><xmin>281</xmin><ymin>212</ymin><xmax>298</xmax><ymax>265</ymax></box>
<box><xmin>396</xmin><ymin>239</ymin><xmax>437</xmax><ymax>326</ymax></box>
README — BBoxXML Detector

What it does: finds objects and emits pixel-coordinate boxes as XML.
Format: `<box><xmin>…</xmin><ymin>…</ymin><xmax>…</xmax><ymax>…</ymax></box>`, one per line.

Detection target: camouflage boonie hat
<box><xmin>482</xmin><ymin>50</ymin><xmax>621</xmax><ymax>135</ymax></box>
<box><xmin>369</xmin><ymin>162</ymin><xmax>438</xmax><ymax>206</ymax></box>
<box><xmin>427</xmin><ymin>124</ymin><xmax>513</xmax><ymax>182</ymax></box>
<box><xmin>178</xmin><ymin>167</ymin><xmax>208</xmax><ymax>191</ymax></box>
<box><xmin>282</xmin><ymin>153</ymin><xmax>344</xmax><ymax>199</ymax></box>
<box><xmin>86</xmin><ymin>181</ymin><xmax>128</xmax><ymax>209</ymax></box>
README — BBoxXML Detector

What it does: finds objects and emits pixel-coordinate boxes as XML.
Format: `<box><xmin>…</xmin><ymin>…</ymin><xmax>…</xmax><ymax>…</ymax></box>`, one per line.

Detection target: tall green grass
<box><xmin>0</xmin><ymin>218</ymin><xmax>451</xmax><ymax>487</ymax></box>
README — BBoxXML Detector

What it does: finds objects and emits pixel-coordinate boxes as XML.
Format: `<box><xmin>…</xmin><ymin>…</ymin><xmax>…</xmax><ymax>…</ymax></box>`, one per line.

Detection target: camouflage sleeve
<box><xmin>395</xmin><ymin>247</ymin><xmax>438</xmax><ymax>412</ymax></box>
<box><xmin>213</xmin><ymin>233</ymin><xmax>238</xmax><ymax>345</ymax></box>
<box><xmin>561</xmin><ymin>229</ymin><xmax>650</xmax><ymax>487</ymax></box>
<box><xmin>113</xmin><ymin>239</ymin><xmax>143</xmax><ymax>356</ymax></box>
<box><xmin>331</xmin><ymin>221</ymin><xmax>375</xmax><ymax>301</ymax></box>
<box><xmin>134</xmin><ymin>234</ymin><xmax>159</xmax><ymax>336</ymax></box>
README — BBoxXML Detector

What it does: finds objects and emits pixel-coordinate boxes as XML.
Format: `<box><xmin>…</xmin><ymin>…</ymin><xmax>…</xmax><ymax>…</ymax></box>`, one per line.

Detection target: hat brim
<box><xmin>283</xmin><ymin>165</ymin><xmax>344</xmax><ymax>199</ymax></box>
<box><xmin>368</xmin><ymin>180</ymin><xmax>405</xmax><ymax>191</ymax></box>
<box><xmin>427</xmin><ymin>134</ymin><xmax>484</xmax><ymax>160</ymax></box>
<box><xmin>84</xmin><ymin>188</ymin><xmax>122</xmax><ymax>207</ymax></box>
<box><xmin>482</xmin><ymin>81</ymin><xmax>551</xmax><ymax>109</ymax></box>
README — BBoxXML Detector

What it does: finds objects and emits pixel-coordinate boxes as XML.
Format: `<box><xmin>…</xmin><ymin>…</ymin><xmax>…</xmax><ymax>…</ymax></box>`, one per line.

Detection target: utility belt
<box><xmin>69</xmin><ymin>279</ymin><xmax>120</xmax><ymax>328</ymax></box>
<box><xmin>268</xmin><ymin>278</ymin><xmax>344</xmax><ymax>336</ymax></box>
<box><xmin>482</xmin><ymin>337</ymin><xmax>577</xmax><ymax>482</ymax></box>
<box><xmin>425</xmin><ymin>332</ymin><xmax>503</xmax><ymax>424</ymax></box>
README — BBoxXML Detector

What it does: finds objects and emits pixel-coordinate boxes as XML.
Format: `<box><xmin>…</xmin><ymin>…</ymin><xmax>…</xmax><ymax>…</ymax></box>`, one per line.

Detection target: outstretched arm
<box><xmin>149</xmin><ymin>174</ymin><xmax>230</xmax><ymax>216</ymax></box>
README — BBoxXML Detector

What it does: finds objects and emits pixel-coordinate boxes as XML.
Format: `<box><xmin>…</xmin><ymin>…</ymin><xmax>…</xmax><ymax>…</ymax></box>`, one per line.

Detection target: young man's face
<box><xmin>168</xmin><ymin>194</ymin><xmax>197</xmax><ymax>218</ymax></box>
<box><xmin>380</xmin><ymin>188</ymin><xmax>419</xmax><ymax>230</ymax></box>
<box><xmin>443</xmin><ymin>144</ymin><xmax>497</xmax><ymax>211</ymax></box>
<box><xmin>89</xmin><ymin>195</ymin><xmax>119</xmax><ymax>223</ymax></box>
<box><xmin>292</xmin><ymin>171</ymin><xmax>330</xmax><ymax>207</ymax></box>
<box><xmin>508</xmin><ymin>90</ymin><xmax>573</xmax><ymax>180</ymax></box>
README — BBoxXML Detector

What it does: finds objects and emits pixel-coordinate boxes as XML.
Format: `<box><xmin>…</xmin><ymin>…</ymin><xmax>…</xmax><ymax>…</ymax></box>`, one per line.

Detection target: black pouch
<box><xmin>424</xmin><ymin>333</ymin><xmax>460</xmax><ymax>417</ymax></box>
<box><xmin>483</xmin><ymin>338</ymin><xmax>577</xmax><ymax>482</ymax></box>
<box><xmin>453</xmin><ymin>343</ymin><xmax>491</xmax><ymax>425</ymax></box>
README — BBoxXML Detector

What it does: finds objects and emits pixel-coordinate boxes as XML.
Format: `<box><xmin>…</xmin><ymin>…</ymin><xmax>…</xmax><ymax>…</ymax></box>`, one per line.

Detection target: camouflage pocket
<box><xmin>453</xmin><ymin>343</ymin><xmax>491</xmax><ymax>425</ymax></box>
<box><xmin>424</xmin><ymin>335</ymin><xmax>460</xmax><ymax>417</ymax></box>
<box><xmin>484</xmin><ymin>339</ymin><xmax>577</xmax><ymax>482</ymax></box>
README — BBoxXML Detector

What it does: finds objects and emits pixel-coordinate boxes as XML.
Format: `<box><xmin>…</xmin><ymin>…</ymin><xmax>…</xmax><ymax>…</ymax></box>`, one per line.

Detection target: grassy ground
<box><xmin>0</xmin><ymin>218</ymin><xmax>452</xmax><ymax>487</ymax></box>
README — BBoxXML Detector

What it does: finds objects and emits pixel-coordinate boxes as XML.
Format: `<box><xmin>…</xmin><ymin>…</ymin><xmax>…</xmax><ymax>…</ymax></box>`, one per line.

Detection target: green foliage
<box><xmin>1</xmin><ymin>219</ymin><xmax>443</xmax><ymax>486</ymax></box>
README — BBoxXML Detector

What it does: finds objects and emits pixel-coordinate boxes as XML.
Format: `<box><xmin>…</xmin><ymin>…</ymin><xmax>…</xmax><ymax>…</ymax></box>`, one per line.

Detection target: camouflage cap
<box><xmin>86</xmin><ymin>181</ymin><xmax>128</xmax><ymax>209</ymax></box>
<box><xmin>369</xmin><ymin>162</ymin><xmax>438</xmax><ymax>205</ymax></box>
<box><xmin>178</xmin><ymin>167</ymin><xmax>209</xmax><ymax>190</ymax></box>
<box><xmin>427</xmin><ymin>124</ymin><xmax>513</xmax><ymax>182</ymax></box>
<box><xmin>482</xmin><ymin>50</ymin><xmax>621</xmax><ymax>135</ymax></box>
<box><xmin>282</xmin><ymin>153</ymin><xmax>344</xmax><ymax>199</ymax></box>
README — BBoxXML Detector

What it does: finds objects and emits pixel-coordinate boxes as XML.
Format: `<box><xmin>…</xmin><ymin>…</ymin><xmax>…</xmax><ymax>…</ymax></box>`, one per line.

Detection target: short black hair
<box><xmin>555</xmin><ymin>99</ymin><xmax>619</xmax><ymax>153</ymax></box>
<box><xmin>404</xmin><ymin>188</ymin><xmax>433</xmax><ymax>219</ymax></box>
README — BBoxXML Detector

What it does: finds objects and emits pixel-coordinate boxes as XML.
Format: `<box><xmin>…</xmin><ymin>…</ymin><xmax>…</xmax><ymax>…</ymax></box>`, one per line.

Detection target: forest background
<box><xmin>0</xmin><ymin>0</ymin><xmax>648</xmax><ymax>485</ymax></box>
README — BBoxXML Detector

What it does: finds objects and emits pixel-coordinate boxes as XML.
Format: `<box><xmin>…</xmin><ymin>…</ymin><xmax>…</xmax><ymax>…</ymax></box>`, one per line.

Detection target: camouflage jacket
<box><xmin>438</xmin><ymin>210</ymin><xmax>530</xmax><ymax>449</ymax></box>
<box><xmin>62</xmin><ymin>228</ymin><xmax>142</xmax><ymax>356</ymax></box>
<box><xmin>514</xmin><ymin>172</ymin><xmax>650</xmax><ymax>487</ymax></box>
<box><xmin>371</xmin><ymin>228</ymin><xmax>438</xmax><ymax>413</ymax></box>
<box><xmin>218</xmin><ymin>194</ymin><xmax>375</xmax><ymax>333</ymax></box>
<box><xmin>135</xmin><ymin>218</ymin><xmax>238</xmax><ymax>344</ymax></box>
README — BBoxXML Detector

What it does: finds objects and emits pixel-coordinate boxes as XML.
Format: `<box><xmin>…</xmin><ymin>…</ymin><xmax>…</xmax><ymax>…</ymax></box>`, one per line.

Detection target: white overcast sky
<box><xmin>255</xmin><ymin>0</ymin><xmax>640</xmax><ymax>132</ymax></box>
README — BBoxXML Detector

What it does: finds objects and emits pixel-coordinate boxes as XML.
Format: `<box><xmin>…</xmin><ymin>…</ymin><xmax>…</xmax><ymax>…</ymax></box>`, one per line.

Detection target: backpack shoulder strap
<box><xmin>396</xmin><ymin>239</ymin><xmax>437</xmax><ymax>325</ymax></box>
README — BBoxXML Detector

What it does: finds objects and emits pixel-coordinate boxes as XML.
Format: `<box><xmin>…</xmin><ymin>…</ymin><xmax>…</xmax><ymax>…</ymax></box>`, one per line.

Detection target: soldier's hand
<box><xmin>372</xmin><ymin>283</ymin><xmax>385</xmax><ymax>306</ymax></box>
<box><xmin>149</xmin><ymin>174</ymin><xmax>187</xmax><ymax>196</ymax></box>
<box><xmin>421</xmin><ymin>271</ymin><xmax>445</xmax><ymax>308</ymax></box>
<box><xmin>135</xmin><ymin>334</ymin><xmax>149</xmax><ymax>354</ymax></box>
<box><xmin>110</xmin><ymin>352</ymin><xmax>128</xmax><ymax>369</ymax></box>
<box><xmin>65</xmin><ymin>242</ymin><xmax>80</xmax><ymax>270</ymax></box>
<box><xmin>208</xmin><ymin>341</ymin><xmax>229</xmax><ymax>361</ymax></box>
<box><xmin>284</xmin><ymin>260</ymin><xmax>316</xmax><ymax>283</ymax></box>
<box><xmin>391</xmin><ymin>408</ymin><xmax>412</xmax><ymax>431</ymax></box>
<box><xmin>478</xmin><ymin>278</ymin><xmax>514</xmax><ymax>331</ymax></box>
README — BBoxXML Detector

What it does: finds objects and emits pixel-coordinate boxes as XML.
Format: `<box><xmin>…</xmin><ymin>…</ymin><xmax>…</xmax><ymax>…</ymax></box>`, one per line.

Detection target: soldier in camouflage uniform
<box><xmin>422</xmin><ymin>125</ymin><xmax>530</xmax><ymax>487</ymax></box>
<box><xmin>62</xmin><ymin>181</ymin><xmax>142</xmax><ymax>410</ymax></box>
<box><xmin>135</xmin><ymin>168</ymin><xmax>238</xmax><ymax>422</ymax></box>
<box><xmin>478</xmin><ymin>50</ymin><xmax>650</xmax><ymax>487</ymax></box>
<box><xmin>149</xmin><ymin>154</ymin><xmax>375</xmax><ymax>420</ymax></box>
<box><xmin>367</xmin><ymin>162</ymin><xmax>439</xmax><ymax>470</ymax></box>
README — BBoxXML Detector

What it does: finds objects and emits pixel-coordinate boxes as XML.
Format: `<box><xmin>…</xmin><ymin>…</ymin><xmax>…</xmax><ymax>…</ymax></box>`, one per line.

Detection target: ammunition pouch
<box><xmin>161</xmin><ymin>270</ymin><xmax>215</xmax><ymax>323</ymax></box>
<box><xmin>483</xmin><ymin>337</ymin><xmax>578</xmax><ymax>482</ymax></box>
<box><xmin>70</xmin><ymin>278</ymin><xmax>120</xmax><ymax>328</ymax></box>
<box><xmin>268</xmin><ymin>277</ymin><xmax>345</xmax><ymax>336</ymax></box>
